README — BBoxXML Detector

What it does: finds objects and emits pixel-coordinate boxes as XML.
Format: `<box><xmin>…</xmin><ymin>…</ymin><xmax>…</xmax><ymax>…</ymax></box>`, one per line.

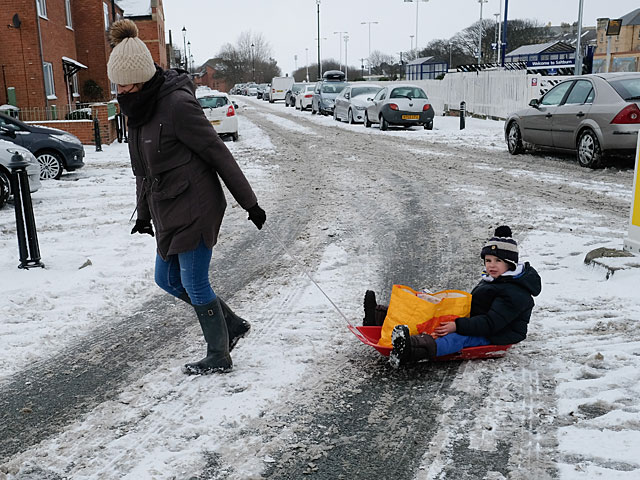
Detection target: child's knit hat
<box><xmin>481</xmin><ymin>225</ymin><xmax>518</xmax><ymax>270</ymax></box>
<box><xmin>107</xmin><ymin>19</ymin><xmax>156</xmax><ymax>85</ymax></box>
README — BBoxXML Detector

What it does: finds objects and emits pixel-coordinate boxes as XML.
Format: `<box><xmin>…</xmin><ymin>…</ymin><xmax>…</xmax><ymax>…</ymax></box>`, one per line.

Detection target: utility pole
<box><xmin>361</xmin><ymin>21</ymin><xmax>379</xmax><ymax>75</ymax></box>
<box><xmin>305</xmin><ymin>47</ymin><xmax>309</xmax><ymax>82</ymax></box>
<box><xmin>501</xmin><ymin>0</ymin><xmax>509</xmax><ymax>66</ymax></box>
<box><xmin>574</xmin><ymin>0</ymin><xmax>584</xmax><ymax>75</ymax></box>
<box><xmin>181</xmin><ymin>26</ymin><xmax>187</xmax><ymax>70</ymax></box>
<box><xmin>344</xmin><ymin>34</ymin><xmax>349</xmax><ymax>80</ymax></box>
<box><xmin>359</xmin><ymin>58</ymin><xmax>365</xmax><ymax>79</ymax></box>
<box><xmin>404</xmin><ymin>0</ymin><xmax>428</xmax><ymax>53</ymax></box>
<box><xmin>333</xmin><ymin>31</ymin><xmax>347</xmax><ymax>71</ymax></box>
<box><xmin>316</xmin><ymin>0</ymin><xmax>321</xmax><ymax>79</ymax></box>
<box><xmin>477</xmin><ymin>0</ymin><xmax>488</xmax><ymax>64</ymax></box>
<box><xmin>409</xmin><ymin>34</ymin><xmax>414</xmax><ymax>52</ymax></box>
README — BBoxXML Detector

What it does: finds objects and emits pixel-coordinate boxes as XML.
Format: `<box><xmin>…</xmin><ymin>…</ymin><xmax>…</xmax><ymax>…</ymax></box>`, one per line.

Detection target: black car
<box><xmin>0</xmin><ymin>113</ymin><xmax>85</xmax><ymax>180</ymax></box>
<box><xmin>285</xmin><ymin>83</ymin><xmax>306</xmax><ymax>107</ymax></box>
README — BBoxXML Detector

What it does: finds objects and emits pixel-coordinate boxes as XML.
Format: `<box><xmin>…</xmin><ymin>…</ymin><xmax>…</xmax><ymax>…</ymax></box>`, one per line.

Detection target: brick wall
<box><xmin>134</xmin><ymin>1</ymin><xmax>167</xmax><ymax>69</ymax></box>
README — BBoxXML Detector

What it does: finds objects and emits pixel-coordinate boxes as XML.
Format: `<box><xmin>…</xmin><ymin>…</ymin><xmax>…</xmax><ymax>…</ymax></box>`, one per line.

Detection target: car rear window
<box><xmin>608</xmin><ymin>78</ymin><xmax>640</xmax><ymax>100</ymax></box>
<box><xmin>390</xmin><ymin>87</ymin><xmax>427</xmax><ymax>99</ymax></box>
<box><xmin>198</xmin><ymin>96</ymin><xmax>228</xmax><ymax>108</ymax></box>
<box><xmin>352</xmin><ymin>86</ymin><xmax>382</xmax><ymax>98</ymax></box>
<box><xmin>321</xmin><ymin>82</ymin><xmax>347</xmax><ymax>93</ymax></box>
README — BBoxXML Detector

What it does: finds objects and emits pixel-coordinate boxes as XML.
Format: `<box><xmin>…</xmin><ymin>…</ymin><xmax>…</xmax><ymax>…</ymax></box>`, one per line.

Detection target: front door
<box><xmin>521</xmin><ymin>81</ymin><xmax>573</xmax><ymax>148</ymax></box>
<box><xmin>551</xmin><ymin>80</ymin><xmax>594</xmax><ymax>150</ymax></box>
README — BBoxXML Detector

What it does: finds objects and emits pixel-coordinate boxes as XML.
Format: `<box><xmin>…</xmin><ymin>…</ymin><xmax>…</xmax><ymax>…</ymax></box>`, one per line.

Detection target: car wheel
<box><xmin>506</xmin><ymin>121</ymin><xmax>524</xmax><ymax>155</ymax></box>
<box><xmin>364</xmin><ymin>112</ymin><xmax>372</xmax><ymax>128</ymax></box>
<box><xmin>348</xmin><ymin>109</ymin><xmax>354</xmax><ymax>124</ymax></box>
<box><xmin>333</xmin><ymin>109</ymin><xmax>338</xmax><ymax>121</ymax></box>
<box><xmin>577</xmin><ymin>129</ymin><xmax>603</xmax><ymax>169</ymax></box>
<box><xmin>311</xmin><ymin>104</ymin><xmax>317</xmax><ymax>115</ymax></box>
<box><xmin>37</xmin><ymin>151</ymin><xmax>64</xmax><ymax>180</ymax></box>
<box><xmin>380</xmin><ymin>115</ymin><xmax>389</xmax><ymax>131</ymax></box>
<box><xmin>0</xmin><ymin>171</ymin><xmax>10</xmax><ymax>209</ymax></box>
<box><xmin>232</xmin><ymin>132</ymin><xmax>239</xmax><ymax>142</ymax></box>
<box><xmin>424</xmin><ymin>121</ymin><xmax>433</xmax><ymax>130</ymax></box>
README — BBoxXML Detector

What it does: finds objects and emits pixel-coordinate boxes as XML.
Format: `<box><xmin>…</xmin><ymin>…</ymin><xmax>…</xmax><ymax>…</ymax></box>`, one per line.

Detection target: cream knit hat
<box><xmin>107</xmin><ymin>19</ymin><xmax>156</xmax><ymax>85</ymax></box>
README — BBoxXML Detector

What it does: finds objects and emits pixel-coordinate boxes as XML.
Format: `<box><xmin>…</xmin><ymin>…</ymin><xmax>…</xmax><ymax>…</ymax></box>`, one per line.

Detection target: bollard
<box><xmin>116</xmin><ymin>113</ymin><xmax>123</xmax><ymax>143</ymax></box>
<box><xmin>460</xmin><ymin>101</ymin><xmax>466</xmax><ymax>130</ymax></box>
<box><xmin>9</xmin><ymin>152</ymin><xmax>44</xmax><ymax>269</ymax></box>
<box><xmin>93</xmin><ymin>116</ymin><xmax>102</xmax><ymax>152</ymax></box>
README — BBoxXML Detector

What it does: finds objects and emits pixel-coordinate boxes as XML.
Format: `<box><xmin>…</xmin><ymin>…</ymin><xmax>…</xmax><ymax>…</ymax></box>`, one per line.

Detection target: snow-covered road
<box><xmin>1</xmin><ymin>95</ymin><xmax>639</xmax><ymax>479</ymax></box>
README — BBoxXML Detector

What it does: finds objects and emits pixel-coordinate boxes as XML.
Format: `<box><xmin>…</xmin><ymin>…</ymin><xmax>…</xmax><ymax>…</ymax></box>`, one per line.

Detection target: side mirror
<box><xmin>529</xmin><ymin>98</ymin><xmax>540</xmax><ymax>108</ymax></box>
<box><xmin>367</xmin><ymin>97</ymin><xmax>372</xmax><ymax>102</ymax></box>
<box><xmin>233</xmin><ymin>102</ymin><xmax>238</xmax><ymax>109</ymax></box>
<box><xmin>0</xmin><ymin>125</ymin><xmax>16</xmax><ymax>138</ymax></box>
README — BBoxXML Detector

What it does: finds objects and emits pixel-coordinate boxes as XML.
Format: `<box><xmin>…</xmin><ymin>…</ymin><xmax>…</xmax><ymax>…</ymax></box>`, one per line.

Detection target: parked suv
<box><xmin>312</xmin><ymin>70</ymin><xmax>348</xmax><ymax>116</ymax></box>
<box><xmin>0</xmin><ymin>138</ymin><xmax>41</xmax><ymax>209</ymax></box>
<box><xmin>0</xmin><ymin>113</ymin><xmax>85</xmax><ymax>180</ymax></box>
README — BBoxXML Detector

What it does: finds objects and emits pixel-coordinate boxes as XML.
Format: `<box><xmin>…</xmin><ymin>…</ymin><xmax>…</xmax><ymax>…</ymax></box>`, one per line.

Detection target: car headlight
<box><xmin>354</xmin><ymin>105</ymin><xmax>366</xmax><ymax>110</ymax></box>
<box><xmin>6</xmin><ymin>148</ymin><xmax>36</xmax><ymax>165</ymax></box>
<box><xmin>53</xmin><ymin>133</ymin><xmax>82</xmax><ymax>145</ymax></box>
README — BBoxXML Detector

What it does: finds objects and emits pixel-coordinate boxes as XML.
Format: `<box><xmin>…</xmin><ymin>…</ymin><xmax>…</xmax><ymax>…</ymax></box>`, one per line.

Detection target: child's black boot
<box><xmin>390</xmin><ymin>325</ymin><xmax>412</xmax><ymax>368</ymax></box>
<box><xmin>363</xmin><ymin>290</ymin><xmax>377</xmax><ymax>326</ymax></box>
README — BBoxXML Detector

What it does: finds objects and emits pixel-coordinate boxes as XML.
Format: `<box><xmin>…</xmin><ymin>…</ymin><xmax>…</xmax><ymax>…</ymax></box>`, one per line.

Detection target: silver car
<box><xmin>505</xmin><ymin>73</ymin><xmax>640</xmax><ymax>168</ymax></box>
<box><xmin>0</xmin><ymin>138</ymin><xmax>41</xmax><ymax>209</ymax></box>
<box><xmin>364</xmin><ymin>84</ymin><xmax>435</xmax><ymax>131</ymax></box>
<box><xmin>333</xmin><ymin>84</ymin><xmax>383</xmax><ymax>124</ymax></box>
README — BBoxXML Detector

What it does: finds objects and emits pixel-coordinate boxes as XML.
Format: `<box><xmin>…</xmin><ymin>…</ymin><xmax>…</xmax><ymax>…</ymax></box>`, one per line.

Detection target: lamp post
<box><xmin>574</xmin><ymin>0</ymin><xmax>584</xmax><ymax>75</ymax></box>
<box><xmin>316</xmin><ymin>0</ymin><xmax>321</xmax><ymax>80</ymax></box>
<box><xmin>493</xmin><ymin>13</ymin><xmax>500</xmax><ymax>63</ymax></box>
<box><xmin>315</xmin><ymin>37</ymin><xmax>327</xmax><ymax>76</ymax></box>
<box><xmin>251</xmin><ymin>42</ymin><xmax>255</xmax><ymax>82</ymax></box>
<box><xmin>305</xmin><ymin>47</ymin><xmax>309</xmax><ymax>82</ymax></box>
<box><xmin>409</xmin><ymin>34</ymin><xmax>414</xmax><ymax>52</ymax></box>
<box><xmin>187</xmin><ymin>41</ymin><xmax>191</xmax><ymax>73</ymax></box>
<box><xmin>344</xmin><ymin>34</ymin><xmax>349</xmax><ymax>80</ymax></box>
<box><xmin>360</xmin><ymin>21</ymin><xmax>379</xmax><ymax>75</ymax></box>
<box><xmin>477</xmin><ymin>0</ymin><xmax>488</xmax><ymax>64</ymax></box>
<box><xmin>333</xmin><ymin>31</ymin><xmax>347</xmax><ymax>71</ymax></box>
<box><xmin>404</xmin><ymin>0</ymin><xmax>428</xmax><ymax>52</ymax></box>
<box><xmin>181</xmin><ymin>26</ymin><xmax>187</xmax><ymax>70</ymax></box>
<box><xmin>501</xmin><ymin>0</ymin><xmax>509</xmax><ymax>66</ymax></box>
<box><xmin>449</xmin><ymin>41</ymin><xmax>453</xmax><ymax>69</ymax></box>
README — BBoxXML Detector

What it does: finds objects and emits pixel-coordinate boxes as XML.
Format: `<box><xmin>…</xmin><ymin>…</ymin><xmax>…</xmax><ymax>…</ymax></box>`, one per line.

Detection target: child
<box><xmin>364</xmin><ymin>226</ymin><xmax>542</xmax><ymax>367</ymax></box>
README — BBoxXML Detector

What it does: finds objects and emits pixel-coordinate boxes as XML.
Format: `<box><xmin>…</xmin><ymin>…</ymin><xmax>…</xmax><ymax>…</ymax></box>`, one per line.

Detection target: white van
<box><xmin>270</xmin><ymin>76</ymin><xmax>295</xmax><ymax>103</ymax></box>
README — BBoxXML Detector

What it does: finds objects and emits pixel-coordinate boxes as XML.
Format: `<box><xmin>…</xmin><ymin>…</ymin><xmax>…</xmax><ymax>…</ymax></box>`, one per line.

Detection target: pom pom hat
<box><xmin>107</xmin><ymin>19</ymin><xmax>156</xmax><ymax>85</ymax></box>
<box><xmin>481</xmin><ymin>226</ymin><xmax>519</xmax><ymax>270</ymax></box>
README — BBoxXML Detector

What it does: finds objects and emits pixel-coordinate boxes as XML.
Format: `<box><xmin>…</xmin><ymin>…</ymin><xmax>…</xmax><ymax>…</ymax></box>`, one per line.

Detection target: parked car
<box><xmin>270</xmin><ymin>76</ymin><xmax>295</xmax><ymax>103</ymax></box>
<box><xmin>285</xmin><ymin>83</ymin><xmax>306</xmax><ymax>107</ymax></box>
<box><xmin>364</xmin><ymin>84</ymin><xmax>434</xmax><ymax>130</ymax></box>
<box><xmin>312</xmin><ymin>71</ymin><xmax>348</xmax><ymax>116</ymax></box>
<box><xmin>334</xmin><ymin>84</ymin><xmax>383</xmax><ymax>124</ymax></box>
<box><xmin>262</xmin><ymin>87</ymin><xmax>271</xmax><ymax>102</ymax></box>
<box><xmin>505</xmin><ymin>73</ymin><xmax>640</xmax><ymax>168</ymax></box>
<box><xmin>0</xmin><ymin>138</ymin><xmax>41</xmax><ymax>209</ymax></box>
<box><xmin>296</xmin><ymin>84</ymin><xmax>316</xmax><ymax>111</ymax></box>
<box><xmin>246</xmin><ymin>83</ymin><xmax>259</xmax><ymax>96</ymax></box>
<box><xmin>256</xmin><ymin>83</ymin><xmax>269</xmax><ymax>99</ymax></box>
<box><xmin>196</xmin><ymin>90</ymin><xmax>239</xmax><ymax>141</ymax></box>
<box><xmin>0</xmin><ymin>113</ymin><xmax>85</xmax><ymax>180</ymax></box>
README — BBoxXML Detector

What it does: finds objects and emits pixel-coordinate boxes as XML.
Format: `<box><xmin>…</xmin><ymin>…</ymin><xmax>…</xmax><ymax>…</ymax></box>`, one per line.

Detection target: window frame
<box><xmin>64</xmin><ymin>0</ymin><xmax>73</xmax><ymax>28</ymax></box>
<box><xmin>43</xmin><ymin>61</ymin><xmax>56</xmax><ymax>99</ymax></box>
<box><xmin>37</xmin><ymin>0</ymin><xmax>47</xmax><ymax>18</ymax></box>
<box><xmin>103</xmin><ymin>2</ymin><xmax>110</xmax><ymax>31</ymax></box>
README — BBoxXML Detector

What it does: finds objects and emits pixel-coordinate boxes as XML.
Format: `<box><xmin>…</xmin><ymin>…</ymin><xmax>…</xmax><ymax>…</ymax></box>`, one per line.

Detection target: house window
<box><xmin>103</xmin><ymin>2</ymin><xmax>110</xmax><ymax>31</ymax></box>
<box><xmin>43</xmin><ymin>62</ymin><xmax>56</xmax><ymax>99</ymax></box>
<box><xmin>72</xmin><ymin>75</ymin><xmax>80</xmax><ymax>98</ymax></box>
<box><xmin>37</xmin><ymin>0</ymin><xmax>47</xmax><ymax>18</ymax></box>
<box><xmin>65</xmin><ymin>0</ymin><xmax>72</xmax><ymax>28</ymax></box>
<box><xmin>110</xmin><ymin>81</ymin><xmax>117</xmax><ymax>95</ymax></box>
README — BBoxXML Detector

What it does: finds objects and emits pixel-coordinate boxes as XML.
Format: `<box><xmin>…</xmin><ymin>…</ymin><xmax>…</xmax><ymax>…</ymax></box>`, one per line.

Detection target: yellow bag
<box><xmin>378</xmin><ymin>285</ymin><xmax>472</xmax><ymax>348</ymax></box>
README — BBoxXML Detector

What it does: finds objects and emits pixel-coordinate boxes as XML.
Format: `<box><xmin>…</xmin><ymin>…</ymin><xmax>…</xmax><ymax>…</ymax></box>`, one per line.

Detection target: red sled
<box><xmin>348</xmin><ymin>325</ymin><xmax>513</xmax><ymax>361</ymax></box>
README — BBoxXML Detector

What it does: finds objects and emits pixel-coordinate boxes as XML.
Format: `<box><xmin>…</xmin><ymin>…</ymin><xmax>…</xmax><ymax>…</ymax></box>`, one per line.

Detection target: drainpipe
<box><xmin>34</xmin><ymin>0</ymin><xmax>48</xmax><ymax>108</ymax></box>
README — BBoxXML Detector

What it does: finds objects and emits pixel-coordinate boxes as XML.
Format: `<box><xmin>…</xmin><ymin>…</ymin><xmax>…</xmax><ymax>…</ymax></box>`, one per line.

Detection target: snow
<box><xmin>1</xmin><ymin>96</ymin><xmax>640</xmax><ymax>478</ymax></box>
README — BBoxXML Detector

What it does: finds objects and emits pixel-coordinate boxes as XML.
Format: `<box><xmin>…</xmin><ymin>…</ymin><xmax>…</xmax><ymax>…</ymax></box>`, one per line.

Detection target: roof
<box><xmin>407</xmin><ymin>56</ymin><xmax>445</xmax><ymax>65</ymax></box>
<box><xmin>115</xmin><ymin>0</ymin><xmax>151</xmax><ymax>17</ymax></box>
<box><xmin>506</xmin><ymin>41</ymin><xmax>574</xmax><ymax>57</ymax></box>
<box><xmin>621</xmin><ymin>8</ymin><xmax>640</xmax><ymax>26</ymax></box>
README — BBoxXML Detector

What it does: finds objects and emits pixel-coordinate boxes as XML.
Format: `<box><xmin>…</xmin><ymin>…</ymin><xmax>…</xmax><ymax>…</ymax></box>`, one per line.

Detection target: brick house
<box><xmin>194</xmin><ymin>60</ymin><xmax>228</xmax><ymax>92</ymax></box>
<box><xmin>116</xmin><ymin>0</ymin><xmax>167</xmax><ymax>68</ymax></box>
<box><xmin>593</xmin><ymin>8</ymin><xmax>640</xmax><ymax>72</ymax></box>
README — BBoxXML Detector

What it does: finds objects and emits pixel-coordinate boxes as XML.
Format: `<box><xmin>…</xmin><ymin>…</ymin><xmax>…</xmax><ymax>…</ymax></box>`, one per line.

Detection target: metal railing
<box><xmin>10</xmin><ymin>103</ymin><xmax>94</xmax><ymax>122</ymax></box>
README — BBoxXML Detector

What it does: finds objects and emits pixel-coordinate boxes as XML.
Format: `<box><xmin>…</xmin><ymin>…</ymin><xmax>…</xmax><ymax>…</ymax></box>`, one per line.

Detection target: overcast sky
<box><xmin>162</xmin><ymin>0</ymin><xmax>638</xmax><ymax>76</ymax></box>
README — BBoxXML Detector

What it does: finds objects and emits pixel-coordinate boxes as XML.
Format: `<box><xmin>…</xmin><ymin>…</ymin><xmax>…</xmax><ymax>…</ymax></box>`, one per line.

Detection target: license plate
<box><xmin>402</xmin><ymin>115</ymin><xmax>419</xmax><ymax>120</ymax></box>
<box><xmin>210</xmin><ymin>120</ymin><xmax>221</xmax><ymax>126</ymax></box>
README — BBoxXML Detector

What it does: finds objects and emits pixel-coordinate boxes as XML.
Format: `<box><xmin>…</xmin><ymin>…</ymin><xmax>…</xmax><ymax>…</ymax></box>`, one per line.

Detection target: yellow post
<box><xmin>624</xmin><ymin>133</ymin><xmax>640</xmax><ymax>254</ymax></box>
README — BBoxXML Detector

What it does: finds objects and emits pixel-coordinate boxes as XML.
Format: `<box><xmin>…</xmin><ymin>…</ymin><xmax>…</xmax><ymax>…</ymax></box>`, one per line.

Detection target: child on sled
<box><xmin>363</xmin><ymin>226</ymin><xmax>542</xmax><ymax>367</ymax></box>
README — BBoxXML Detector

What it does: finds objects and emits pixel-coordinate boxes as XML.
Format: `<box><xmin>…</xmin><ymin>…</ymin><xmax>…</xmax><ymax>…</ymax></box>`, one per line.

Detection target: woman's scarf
<box><xmin>118</xmin><ymin>67</ymin><xmax>166</xmax><ymax>128</ymax></box>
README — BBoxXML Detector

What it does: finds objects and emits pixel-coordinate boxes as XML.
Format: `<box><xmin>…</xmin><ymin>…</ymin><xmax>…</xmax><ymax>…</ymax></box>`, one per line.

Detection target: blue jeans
<box><xmin>435</xmin><ymin>333</ymin><xmax>490</xmax><ymax>357</ymax></box>
<box><xmin>154</xmin><ymin>239</ymin><xmax>216</xmax><ymax>306</ymax></box>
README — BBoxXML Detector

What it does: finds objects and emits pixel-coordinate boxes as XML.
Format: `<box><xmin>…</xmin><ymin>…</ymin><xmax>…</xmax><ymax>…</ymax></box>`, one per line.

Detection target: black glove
<box><xmin>131</xmin><ymin>219</ymin><xmax>154</xmax><ymax>237</ymax></box>
<box><xmin>247</xmin><ymin>204</ymin><xmax>266</xmax><ymax>230</ymax></box>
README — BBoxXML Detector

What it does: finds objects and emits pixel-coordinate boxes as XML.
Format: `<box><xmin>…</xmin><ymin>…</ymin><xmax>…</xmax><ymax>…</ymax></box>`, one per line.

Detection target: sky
<box><xmin>161</xmin><ymin>0</ymin><xmax>639</xmax><ymax>76</ymax></box>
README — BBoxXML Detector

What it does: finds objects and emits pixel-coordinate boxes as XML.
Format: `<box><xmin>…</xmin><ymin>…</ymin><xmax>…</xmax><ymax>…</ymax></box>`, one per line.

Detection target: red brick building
<box><xmin>194</xmin><ymin>60</ymin><xmax>228</xmax><ymax>93</ymax></box>
<box><xmin>117</xmin><ymin>0</ymin><xmax>167</xmax><ymax>68</ymax></box>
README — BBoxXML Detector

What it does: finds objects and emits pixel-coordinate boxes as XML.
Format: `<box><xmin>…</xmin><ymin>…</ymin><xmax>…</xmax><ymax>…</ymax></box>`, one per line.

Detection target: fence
<box><xmin>375</xmin><ymin>70</ymin><xmax>574</xmax><ymax>120</ymax></box>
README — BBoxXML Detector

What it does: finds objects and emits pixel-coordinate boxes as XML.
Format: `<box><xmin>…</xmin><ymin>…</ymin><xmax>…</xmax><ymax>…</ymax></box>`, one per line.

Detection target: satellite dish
<box><xmin>12</xmin><ymin>14</ymin><xmax>21</xmax><ymax>29</ymax></box>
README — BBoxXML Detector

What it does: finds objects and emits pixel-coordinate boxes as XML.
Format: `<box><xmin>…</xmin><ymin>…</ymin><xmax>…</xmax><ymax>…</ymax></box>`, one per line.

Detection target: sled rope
<box><xmin>265</xmin><ymin>222</ymin><xmax>354</xmax><ymax>327</ymax></box>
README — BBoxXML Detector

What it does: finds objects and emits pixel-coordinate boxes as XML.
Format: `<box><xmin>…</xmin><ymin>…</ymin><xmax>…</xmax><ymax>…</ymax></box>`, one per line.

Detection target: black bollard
<box><xmin>460</xmin><ymin>101</ymin><xmax>466</xmax><ymax>130</ymax></box>
<box><xmin>9</xmin><ymin>152</ymin><xmax>44</xmax><ymax>269</ymax></box>
<box><xmin>116</xmin><ymin>113</ymin><xmax>123</xmax><ymax>143</ymax></box>
<box><xmin>93</xmin><ymin>116</ymin><xmax>102</xmax><ymax>152</ymax></box>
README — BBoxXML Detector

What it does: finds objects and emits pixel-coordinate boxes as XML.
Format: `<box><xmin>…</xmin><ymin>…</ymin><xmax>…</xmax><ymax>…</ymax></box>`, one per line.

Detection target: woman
<box><xmin>107</xmin><ymin>20</ymin><xmax>266</xmax><ymax>375</ymax></box>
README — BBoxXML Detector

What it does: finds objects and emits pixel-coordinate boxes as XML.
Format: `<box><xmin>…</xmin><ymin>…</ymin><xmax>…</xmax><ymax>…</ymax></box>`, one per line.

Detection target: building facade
<box><xmin>406</xmin><ymin>57</ymin><xmax>448</xmax><ymax>80</ymax></box>
<box><xmin>593</xmin><ymin>8</ymin><xmax>640</xmax><ymax>73</ymax></box>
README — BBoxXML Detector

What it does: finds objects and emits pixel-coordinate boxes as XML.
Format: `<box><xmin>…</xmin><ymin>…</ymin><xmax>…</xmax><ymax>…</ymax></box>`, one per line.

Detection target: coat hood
<box><xmin>501</xmin><ymin>262</ymin><xmax>542</xmax><ymax>297</ymax></box>
<box><xmin>158</xmin><ymin>68</ymin><xmax>193</xmax><ymax>99</ymax></box>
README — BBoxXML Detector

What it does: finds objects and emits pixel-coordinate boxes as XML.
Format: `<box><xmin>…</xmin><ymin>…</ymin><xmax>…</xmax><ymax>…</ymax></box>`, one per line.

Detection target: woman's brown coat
<box><xmin>128</xmin><ymin>70</ymin><xmax>257</xmax><ymax>259</ymax></box>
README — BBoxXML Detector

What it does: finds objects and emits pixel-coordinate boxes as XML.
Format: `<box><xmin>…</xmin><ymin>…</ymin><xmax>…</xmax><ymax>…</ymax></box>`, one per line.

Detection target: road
<box><xmin>1</xmin><ymin>96</ymin><xmax>633</xmax><ymax>479</ymax></box>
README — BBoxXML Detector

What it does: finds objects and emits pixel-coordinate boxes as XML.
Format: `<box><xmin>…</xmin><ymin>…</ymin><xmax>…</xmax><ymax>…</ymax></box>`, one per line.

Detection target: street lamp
<box><xmin>315</xmin><ymin>37</ymin><xmax>327</xmax><ymax>76</ymax></box>
<box><xmin>360</xmin><ymin>21</ymin><xmax>379</xmax><ymax>75</ymax></box>
<box><xmin>316</xmin><ymin>0</ymin><xmax>321</xmax><ymax>80</ymax></box>
<box><xmin>409</xmin><ymin>34</ymin><xmax>414</xmax><ymax>52</ymax></box>
<box><xmin>333</xmin><ymin>31</ymin><xmax>348</xmax><ymax>71</ymax></box>
<box><xmin>404</xmin><ymin>0</ymin><xmax>428</xmax><ymax>52</ymax></box>
<box><xmin>187</xmin><ymin>40</ymin><xmax>191</xmax><ymax>72</ymax></box>
<box><xmin>305</xmin><ymin>47</ymin><xmax>309</xmax><ymax>82</ymax></box>
<box><xmin>449</xmin><ymin>41</ymin><xmax>453</xmax><ymax>69</ymax></box>
<box><xmin>477</xmin><ymin>0</ymin><xmax>488</xmax><ymax>64</ymax></box>
<box><xmin>574</xmin><ymin>0</ymin><xmax>585</xmax><ymax>75</ymax></box>
<box><xmin>181</xmin><ymin>26</ymin><xmax>187</xmax><ymax>70</ymax></box>
<box><xmin>344</xmin><ymin>34</ymin><xmax>349</xmax><ymax>81</ymax></box>
<box><xmin>251</xmin><ymin>42</ymin><xmax>255</xmax><ymax>82</ymax></box>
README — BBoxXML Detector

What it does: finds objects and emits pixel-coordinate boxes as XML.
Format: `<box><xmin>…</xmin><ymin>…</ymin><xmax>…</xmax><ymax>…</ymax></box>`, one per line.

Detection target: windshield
<box><xmin>608</xmin><ymin>78</ymin><xmax>640</xmax><ymax>101</ymax></box>
<box><xmin>321</xmin><ymin>82</ymin><xmax>347</xmax><ymax>94</ymax></box>
<box><xmin>198</xmin><ymin>96</ymin><xmax>228</xmax><ymax>109</ymax></box>
<box><xmin>390</xmin><ymin>87</ymin><xmax>427</xmax><ymax>99</ymax></box>
<box><xmin>293</xmin><ymin>84</ymin><xmax>305</xmax><ymax>93</ymax></box>
<box><xmin>352</xmin><ymin>86</ymin><xmax>382</xmax><ymax>98</ymax></box>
